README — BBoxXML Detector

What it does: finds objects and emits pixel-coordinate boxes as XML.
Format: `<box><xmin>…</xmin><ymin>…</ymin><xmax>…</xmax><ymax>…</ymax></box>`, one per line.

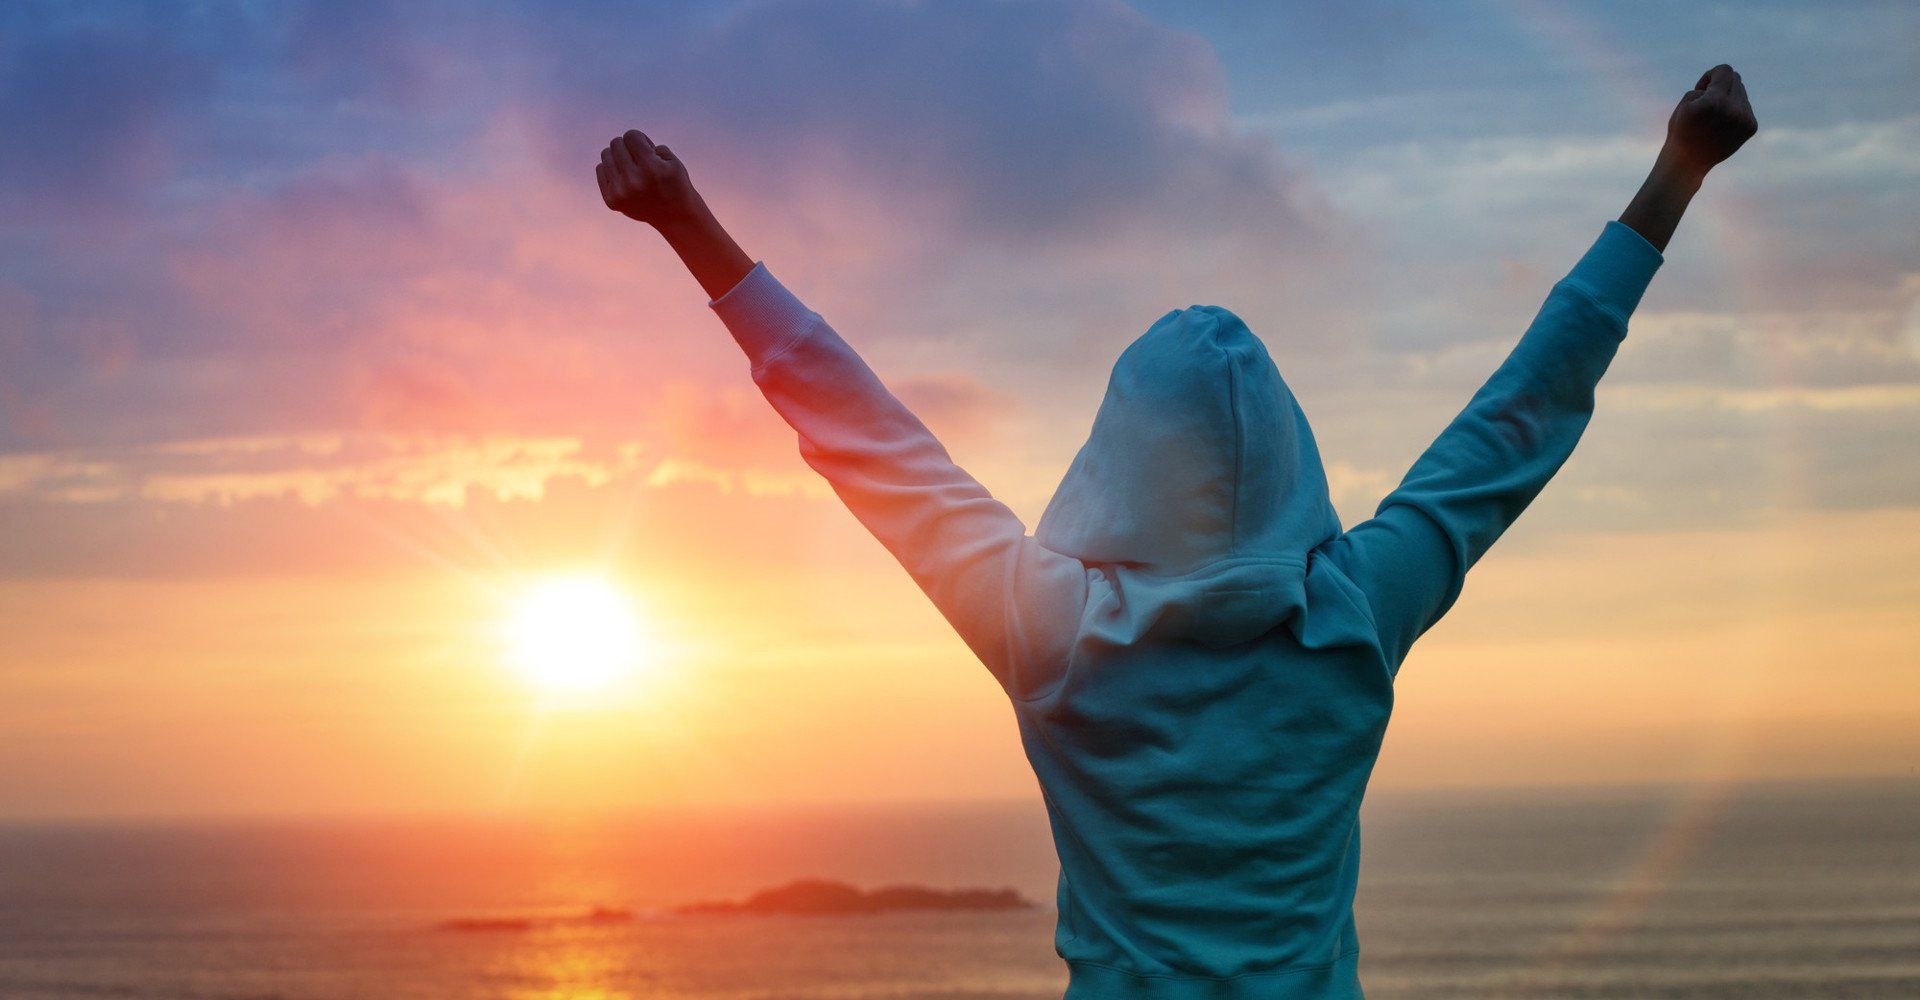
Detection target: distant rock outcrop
<box><xmin>438</xmin><ymin>916</ymin><xmax>534</xmax><ymax>932</ymax></box>
<box><xmin>675</xmin><ymin>878</ymin><xmax>1032</xmax><ymax>916</ymax></box>
<box><xmin>437</xmin><ymin>907</ymin><xmax>635</xmax><ymax>932</ymax></box>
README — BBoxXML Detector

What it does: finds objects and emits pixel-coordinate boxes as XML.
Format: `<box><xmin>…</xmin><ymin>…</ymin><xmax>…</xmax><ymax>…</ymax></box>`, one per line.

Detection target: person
<box><xmin>596</xmin><ymin>65</ymin><xmax>1757</xmax><ymax>1000</ymax></box>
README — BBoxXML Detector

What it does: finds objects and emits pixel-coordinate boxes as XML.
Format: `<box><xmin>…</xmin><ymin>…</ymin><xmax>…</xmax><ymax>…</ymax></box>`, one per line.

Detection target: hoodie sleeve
<box><xmin>707</xmin><ymin>262</ymin><xmax>1089</xmax><ymax>698</ymax></box>
<box><xmin>1323</xmin><ymin>221</ymin><xmax>1663</xmax><ymax>670</ymax></box>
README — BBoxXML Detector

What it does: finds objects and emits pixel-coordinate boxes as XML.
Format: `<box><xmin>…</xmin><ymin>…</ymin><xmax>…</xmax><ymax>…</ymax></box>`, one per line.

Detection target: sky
<box><xmin>1</xmin><ymin>0</ymin><xmax>1916</xmax><ymax>820</ymax></box>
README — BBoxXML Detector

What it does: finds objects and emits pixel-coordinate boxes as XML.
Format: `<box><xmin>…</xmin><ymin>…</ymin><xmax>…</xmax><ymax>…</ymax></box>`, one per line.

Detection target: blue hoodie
<box><xmin>707</xmin><ymin>220</ymin><xmax>1664</xmax><ymax>998</ymax></box>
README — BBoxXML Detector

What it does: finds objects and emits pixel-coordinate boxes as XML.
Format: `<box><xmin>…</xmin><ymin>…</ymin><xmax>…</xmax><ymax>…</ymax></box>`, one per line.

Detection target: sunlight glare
<box><xmin>505</xmin><ymin>575</ymin><xmax>649</xmax><ymax>695</ymax></box>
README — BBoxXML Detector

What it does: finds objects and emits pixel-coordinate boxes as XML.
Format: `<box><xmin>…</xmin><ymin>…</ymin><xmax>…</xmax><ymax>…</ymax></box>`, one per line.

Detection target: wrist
<box><xmin>649</xmin><ymin>194</ymin><xmax>715</xmax><ymax>242</ymax></box>
<box><xmin>1651</xmin><ymin>145</ymin><xmax>1709</xmax><ymax>192</ymax></box>
<box><xmin>649</xmin><ymin>192</ymin><xmax>754</xmax><ymax>301</ymax></box>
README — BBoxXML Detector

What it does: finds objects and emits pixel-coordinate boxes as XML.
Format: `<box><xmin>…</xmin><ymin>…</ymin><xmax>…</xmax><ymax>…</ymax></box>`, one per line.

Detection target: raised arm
<box><xmin>596</xmin><ymin>131</ymin><xmax>1087</xmax><ymax>697</ymax></box>
<box><xmin>1322</xmin><ymin>65</ymin><xmax>1758</xmax><ymax>669</ymax></box>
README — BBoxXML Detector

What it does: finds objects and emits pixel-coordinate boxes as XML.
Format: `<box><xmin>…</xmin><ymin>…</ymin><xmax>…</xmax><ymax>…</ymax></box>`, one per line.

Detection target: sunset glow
<box><xmin>0</xmin><ymin>1</ymin><xmax>1913</xmax><ymax>824</ymax></box>
<box><xmin>505</xmin><ymin>576</ymin><xmax>650</xmax><ymax>695</ymax></box>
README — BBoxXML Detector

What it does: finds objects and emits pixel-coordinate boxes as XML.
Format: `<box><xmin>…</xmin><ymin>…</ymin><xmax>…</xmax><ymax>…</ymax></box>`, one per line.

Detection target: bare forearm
<box><xmin>1617</xmin><ymin>148</ymin><xmax>1703</xmax><ymax>253</ymax></box>
<box><xmin>657</xmin><ymin>198</ymin><xmax>754</xmax><ymax>302</ymax></box>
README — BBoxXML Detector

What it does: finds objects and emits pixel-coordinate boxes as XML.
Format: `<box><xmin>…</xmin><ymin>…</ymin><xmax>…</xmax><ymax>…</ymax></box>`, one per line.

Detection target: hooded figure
<box><xmin>709</xmin><ymin>220</ymin><xmax>1663</xmax><ymax>998</ymax></box>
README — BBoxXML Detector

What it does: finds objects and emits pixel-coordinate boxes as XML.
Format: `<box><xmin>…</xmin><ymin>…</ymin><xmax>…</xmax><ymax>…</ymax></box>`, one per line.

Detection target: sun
<box><xmin>504</xmin><ymin>575</ymin><xmax>650</xmax><ymax>695</ymax></box>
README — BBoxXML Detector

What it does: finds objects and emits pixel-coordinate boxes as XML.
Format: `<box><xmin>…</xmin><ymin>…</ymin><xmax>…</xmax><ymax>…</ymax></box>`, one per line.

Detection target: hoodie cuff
<box><xmin>707</xmin><ymin>261</ymin><xmax>818</xmax><ymax>368</ymax></box>
<box><xmin>1562</xmin><ymin>220</ymin><xmax>1665</xmax><ymax>322</ymax></box>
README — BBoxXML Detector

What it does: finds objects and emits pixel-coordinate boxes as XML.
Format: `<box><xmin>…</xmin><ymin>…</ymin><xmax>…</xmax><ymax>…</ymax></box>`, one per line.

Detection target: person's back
<box><xmin>1015</xmin><ymin>303</ymin><xmax>1388</xmax><ymax>991</ymax></box>
<box><xmin>595</xmin><ymin>64</ymin><xmax>1756</xmax><ymax>998</ymax></box>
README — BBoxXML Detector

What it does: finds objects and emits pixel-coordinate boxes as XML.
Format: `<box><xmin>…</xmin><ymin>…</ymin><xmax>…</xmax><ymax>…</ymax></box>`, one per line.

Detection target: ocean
<box><xmin>0</xmin><ymin>778</ymin><xmax>1914</xmax><ymax>999</ymax></box>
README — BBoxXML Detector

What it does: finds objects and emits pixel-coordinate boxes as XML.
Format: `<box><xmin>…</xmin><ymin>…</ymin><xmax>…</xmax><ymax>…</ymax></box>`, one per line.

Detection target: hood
<box><xmin>1035</xmin><ymin>305</ymin><xmax>1368</xmax><ymax>649</ymax></box>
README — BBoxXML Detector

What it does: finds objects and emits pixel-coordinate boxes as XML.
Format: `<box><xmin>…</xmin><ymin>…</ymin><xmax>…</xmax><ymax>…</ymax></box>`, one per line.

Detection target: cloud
<box><xmin>1317</xmin><ymin>117</ymin><xmax>1920</xmax><ymax>342</ymax></box>
<box><xmin>1902</xmin><ymin>274</ymin><xmax>1920</xmax><ymax>357</ymax></box>
<box><xmin>519</xmin><ymin>0</ymin><xmax>1353</xmax><ymax>370</ymax></box>
<box><xmin>643</xmin><ymin>458</ymin><xmax>827</xmax><ymax>499</ymax></box>
<box><xmin>0</xmin><ymin>355</ymin><xmax>1029</xmax><ymax>514</ymax></box>
<box><xmin>1611</xmin><ymin>384</ymin><xmax>1920</xmax><ymax>414</ymax></box>
<box><xmin>2</xmin><ymin>0</ymin><xmax>1344</xmax><ymax>457</ymax></box>
<box><xmin>0</xmin><ymin>434</ymin><xmax>640</xmax><ymax>509</ymax></box>
<box><xmin>1610</xmin><ymin>307</ymin><xmax>1920</xmax><ymax>390</ymax></box>
<box><xmin>892</xmin><ymin>373</ymin><xmax>1021</xmax><ymax>448</ymax></box>
<box><xmin>535</xmin><ymin>0</ymin><xmax>1330</xmax><ymax>246</ymax></box>
<box><xmin>0</xmin><ymin>11</ymin><xmax>215</xmax><ymax>221</ymax></box>
<box><xmin>1323</xmin><ymin>460</ymin><xmax>1397</xmax><ymax>524</ymax></box>
<box><xmin>0</xmin><ymin>0</ymin><xmax>1916</xmax><ymax>579</ymax></box>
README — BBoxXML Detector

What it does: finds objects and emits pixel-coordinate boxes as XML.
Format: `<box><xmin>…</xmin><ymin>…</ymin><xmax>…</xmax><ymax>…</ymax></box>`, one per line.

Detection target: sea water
<box><xmin>0</xmin><ymin>779</ymin><xmax>1914</xmax><ymax>999</ymax></box>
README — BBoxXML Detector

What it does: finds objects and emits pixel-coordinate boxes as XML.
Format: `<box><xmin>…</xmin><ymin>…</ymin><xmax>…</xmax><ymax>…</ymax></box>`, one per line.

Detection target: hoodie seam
<box><xmin>1224</xmin><ymin>328</ymin><xmax>1244</xmax><ymax>555</ymax></box>
<box><xmin>746</xmin><ymin>312</ymin><xmax>818</xmax><ymax>378</ymax></box>
<box><xmin>999</xmin><ymin>541</ymin><xmax>1026</xmax><ymax>698</ymax></box>
<box><xmin>1322</xmin><ymin>559</ymin><xmax>1384</xmax><ymax>644</ymax></box>
<box><xmin>1004</xmin><ymin>544</ymin><xmax>1090</xmax><ymax>704</ymax></box>
<box><xmin>1551</xmin><ymin>279</ymin><xmax>1632</xmax><ymax>332</ymax></box>
<box><xmin>1375</xmin><ymin>499</ymin><xmax>1466</xmax><ymax>652</ymax></box>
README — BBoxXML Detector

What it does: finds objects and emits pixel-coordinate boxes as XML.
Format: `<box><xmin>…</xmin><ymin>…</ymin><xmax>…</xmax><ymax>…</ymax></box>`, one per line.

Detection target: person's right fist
<box><xmin>597</xmin><ymin>130</ymin><xmax>698</xmax><ymax>227</ymax></box>
<box><xmin>1665</xmin><ymin>65</ymin><xmax>1758</xmax><ymax>177</ymax></box>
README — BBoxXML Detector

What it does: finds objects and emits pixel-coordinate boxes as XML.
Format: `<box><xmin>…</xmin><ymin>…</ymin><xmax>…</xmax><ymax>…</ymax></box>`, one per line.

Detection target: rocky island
<box><xmin>437</xmin><ymin>907</ymin><xmax>634</xmax><ymax>932</ymax></box>
<box><xmin>675</xmin><ymin>878</ymin><xmax>1032</xmax><ymax>916</ymax></box>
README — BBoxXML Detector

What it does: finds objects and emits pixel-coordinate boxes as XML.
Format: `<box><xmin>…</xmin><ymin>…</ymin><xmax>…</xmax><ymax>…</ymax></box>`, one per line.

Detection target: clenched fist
<box><xmin>597</xmin><ymin>130</ymin><xmax>700</xmax><ymax>228</ymax></box>
<box><xmin>1665</xmin><ymin>64</ymin><xmax>1758</xmax><ymax>178</ymax></box>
